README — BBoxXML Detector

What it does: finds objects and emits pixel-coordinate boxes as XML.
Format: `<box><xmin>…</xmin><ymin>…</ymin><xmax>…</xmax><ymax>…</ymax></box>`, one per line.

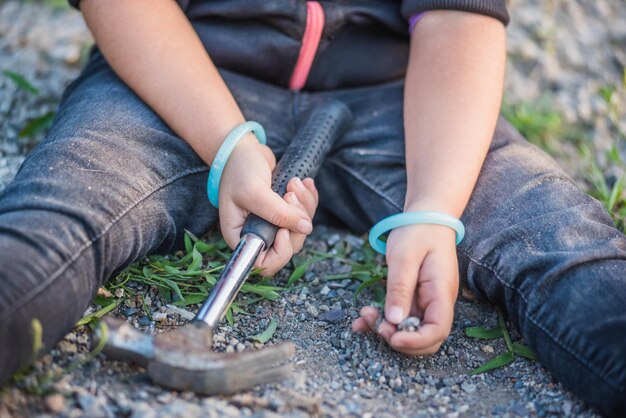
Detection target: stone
<box><xmin>481</xmin><ymin>345</ymin><xmax>495</xmax><ymax>354</ymax></box>
<box><xmin>320</xmin><ymin>309</ymin><xmax>344</xmax><ymax>323</ymax></box>
<box><xmin>44</xmin><ymin>394</ymin><xmax>65</xmax><ymax>414</ymax></box>
<box><xmin>461</xmin><ymin>382</ymin><xmax>477</xmax><ymax>394</ymax></box>
<box><xmin>397</xmin><ymin>317</ymin><xmax>421</xmax><ymax>332</ymax></box>
<box><xmin>562</xmin><ymin>400</ymin><xmax>573</xmax><ymax>415</ymax></box>
<box><xmin>306</xmin><ymin>305</ymin><xmax>319</xmax><ymax>318</ymax></box>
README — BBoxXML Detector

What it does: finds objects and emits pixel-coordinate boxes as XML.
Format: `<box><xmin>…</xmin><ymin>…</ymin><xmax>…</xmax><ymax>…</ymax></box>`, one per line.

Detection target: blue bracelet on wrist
<box><xmin>368</xmin><ymin>211</ymin><xmax>465</xmax><ymax>255</ymax></box>
<box><xmin>207</xmin><ymin>121</ymin><xmax>267</xmax><ymax>208</ymax></box>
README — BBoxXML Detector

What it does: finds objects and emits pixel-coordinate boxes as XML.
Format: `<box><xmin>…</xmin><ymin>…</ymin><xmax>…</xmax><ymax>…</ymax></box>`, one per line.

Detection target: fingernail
<box><xmin>295</xmin><ymin>177</ymin><xmax>306</xmax><ymax>191</ymax></box>
<box><xmin>297</xmin><ymin>219</ymin><xmax>312</xmax><ymax>234</ymax></box>
<box><xmin>386</xmin><ymin>306</ymin><xmax>404</xmax><ymax>324</ymax></box>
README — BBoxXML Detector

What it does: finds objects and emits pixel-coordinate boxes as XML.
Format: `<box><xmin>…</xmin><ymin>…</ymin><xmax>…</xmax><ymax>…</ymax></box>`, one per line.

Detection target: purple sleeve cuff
<box><xmin>408</xmin><ymin>12</ymin><xmax>427</xmax><ymax>34</ymax></box>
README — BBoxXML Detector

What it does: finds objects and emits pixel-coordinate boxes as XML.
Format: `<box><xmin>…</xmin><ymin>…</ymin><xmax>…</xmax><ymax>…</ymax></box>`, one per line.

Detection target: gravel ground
<box><xmin>1</xmin><ymin>1</ymin><xmax>625</xmax><ymax>417</ymax></box>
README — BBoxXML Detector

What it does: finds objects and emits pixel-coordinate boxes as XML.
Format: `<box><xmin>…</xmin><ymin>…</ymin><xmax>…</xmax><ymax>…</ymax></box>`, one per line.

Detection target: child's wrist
<box><xmin>207</xmin><ymin>121</ymin><xmax>267</xmax><ymax>208</ymax></box>
<box><xmin>403</xmin><ymin>197</ymin><xmax>461</xmax><ymax>218</ymax></box>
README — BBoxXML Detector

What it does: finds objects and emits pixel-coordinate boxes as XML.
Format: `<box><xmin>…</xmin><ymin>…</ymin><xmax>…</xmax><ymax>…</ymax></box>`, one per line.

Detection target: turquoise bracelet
<box><xmin>368</xmin><ymin>211</ymin><xmax>465</xmax><ymax>255</ymax></box>
<box><xmin>207</xmin><ymin>121</ymin><xmax>267</xmax><ymax>208</ymax></box>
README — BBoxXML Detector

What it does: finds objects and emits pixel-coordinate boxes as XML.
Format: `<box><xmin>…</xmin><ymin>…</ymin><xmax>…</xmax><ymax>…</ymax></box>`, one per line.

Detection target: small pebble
<box><xmin>153</xmin><ymin>312</ymin><xmax>167</xmax><ymax>322</ymax></box>
<box><xmin>320</xmin><ymin>309</ymin><xmax>344</xmax><ymax>323</ymax></box>
<box><xmin>397</xmin><ymin>316</ymin><xmax>421</xmax><ymax>332</ymax></box>
<box><xmin>481</xmin><ymin>345</ymin><xmax>495</xmax><ymax>354</ymax></box>
<box><xmin>461</xmin><ymin>382</ymin><xmax>477</xmax><ymax>394</ymax></box>
<box><xmin>44</xmin><ymin>394</ymin><xmax>65</xmax><ymax>414</ymax></box>
<box><xmin>123</xmin><ymin>307</ymin><xmax>138</xmax><ymax>317</ymax></box>
<box><xmin>138</xmin><ymin>316</ymin><xmax>151</xmax><ymax>327</ymax></box>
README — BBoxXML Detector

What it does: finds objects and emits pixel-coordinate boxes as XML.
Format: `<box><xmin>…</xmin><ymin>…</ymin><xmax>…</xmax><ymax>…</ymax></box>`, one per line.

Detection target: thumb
<box><xmin>246</xmin><ymin>188</ymin><xmax>313</xmax><ymax>235</ymax></box>
<box><xmin>384</xmin><ymin>244</ymin><xmax>427</xmax><ymax>325</ymax></box>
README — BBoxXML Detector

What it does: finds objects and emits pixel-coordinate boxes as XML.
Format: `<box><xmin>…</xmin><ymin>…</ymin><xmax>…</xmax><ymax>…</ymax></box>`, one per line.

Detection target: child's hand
<box><xmin>218</xmin><ymin>135</ymin><xmax>318</xmax><ymax>276</ymax></box>
<box><xmin>352</xmin><ymin>223</ymin><xmax>459</xmax><ymax>355</ymax></box>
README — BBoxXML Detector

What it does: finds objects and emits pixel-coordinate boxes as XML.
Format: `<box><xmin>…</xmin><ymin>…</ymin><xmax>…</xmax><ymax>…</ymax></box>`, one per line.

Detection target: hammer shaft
<box><xmin>194</xmin><ymin>234</ymin><xmax>265</xmax><ymax>328</ymax></box>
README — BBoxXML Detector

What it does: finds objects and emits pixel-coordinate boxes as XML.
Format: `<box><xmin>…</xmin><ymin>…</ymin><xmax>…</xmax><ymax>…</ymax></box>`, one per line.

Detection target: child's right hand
<box><xmin>218</xmin><ymin>135</ymin><xmax>319</xmax><ymax>276</ymax></box>
<box><xmin>352</xmin><ymin>222</ymin><xmax>459</xmax><ymax>355</ymax></box>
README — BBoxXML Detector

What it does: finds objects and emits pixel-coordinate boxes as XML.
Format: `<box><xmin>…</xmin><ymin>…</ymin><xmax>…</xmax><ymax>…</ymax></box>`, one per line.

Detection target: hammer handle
<box><xmin>240</xmin><ymin>100</ymin><xmax>352</xmax><ymax>247</ymax></box>
<box><xmin>195</xmin><ymin>100</ymin><xmax>351</xmax><ymax>328</ymax></box>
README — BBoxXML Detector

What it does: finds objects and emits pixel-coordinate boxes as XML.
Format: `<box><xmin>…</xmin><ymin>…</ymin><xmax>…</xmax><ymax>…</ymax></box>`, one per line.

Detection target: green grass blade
<box><xmin>351</xmin><ymin>270</ymin><xmax>372</xmax><ymax>281</ymax></box>
<box><xmin>184</xmin><ymin>232</ymin><xmax>193</xmax><ymax>254</ymax></box>
<box><xmin>93</xmin><ymin>295</ymin><xmax>114</xmax><ymax>307</ymax></box>
<box><xmin>512</xmin><ymin>343</ymin><xmax>537</xmax><ymax>361</ymax></box>
<box><xmin>241</xmin><ymin>283</ymin><xmax>281</xmax><ymax>301</ymax></box>
<box><xmin>31</xmin><ymin>319</ymin><xmax>43</xmax><ymax>361</ymax></box>
<box><xmin>465</xmin><ymin>325</ymin><xmax>504</xmax><ymax>339</ymax></box>
<box><xmin>172</xmin><ymin>293</ymin><xmax>207</xmax><ymax>306</ymax></box>
<box><xmin>188</xmin><ymin>247</ymin><xmax>202</xmax><ymax>271</ymax></box>
<box><xmin>249</xmin><ymin>318</ymin><xmax>278</xmax><ymax>344</ymax></box>
<box><xmin>159</xmin><ymin>286</ymin><xmax>172</xmax><ymax>303</ymax></box>
<box><xmin>353</xmin><ymin>275</ymin><xmax>383</xmax><ymax>302</ymax></box>
<box><xmin>497</xmin><ymin>308</ymin><xmax>515</xmax><ymax>353</ymax></box>
<box><xmin>2</xmin><ymin>70</ymin><xmax>38</xmax><ymax>94</ymax></box>
<box><xmin>288</xmin><ymin>264</ymin><xmax>308</xmax><ymax>287</ymax></box>
<box><xmin>469</xmin><ymin>351</ymin><xmax>515</xmax><ymax>375</ymax></box>
<box><xmin>225</xmin><ymin>308</ymin><xmax>234</xmax><ymax>325</ymax></box>
<box><xmin>161</xmin><ymin>278</ymin><xmax>185</xmax><ymax>302</ymax></box>
<box><xmin>287</xmin><ymin>255</ymin><xmax>330</xmax><ymax>288</ymax></box>
<box><xmin>164</xmin><ymin>265</ymin><xmax>181</xmax><ymax>274</ymax></box>
<box><xmin>19</xmin><ymin>111</ymin><xmax>56</xmax><ymax>139</ymax></box>
<box><xmin>194</xmin><ymin>240</ymin><xmax>216</xmax><ymax>254</ymax></box>
<box><xmin>75</xmin><ymin>300</ymin><xmax>121</xmax><ymax>326</ymax></box>
<box><xmin>606</xmin><ymin>176</ymin><xmax>625</xmax><ymax>213</ymax></box>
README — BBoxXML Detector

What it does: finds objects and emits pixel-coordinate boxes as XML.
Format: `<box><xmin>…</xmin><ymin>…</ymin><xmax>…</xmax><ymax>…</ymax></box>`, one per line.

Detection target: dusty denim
<box><xmin>0</xmin><ymin>49</ymin><xmax>625</xmax><ymax>416</ymax></box>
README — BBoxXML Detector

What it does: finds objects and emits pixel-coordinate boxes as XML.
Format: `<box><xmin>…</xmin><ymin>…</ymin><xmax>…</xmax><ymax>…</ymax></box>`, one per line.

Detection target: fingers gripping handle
<box><xmin>241</xmin><ymin>100</ymin><xmax>352</xmax><ymax>247</ymax></box>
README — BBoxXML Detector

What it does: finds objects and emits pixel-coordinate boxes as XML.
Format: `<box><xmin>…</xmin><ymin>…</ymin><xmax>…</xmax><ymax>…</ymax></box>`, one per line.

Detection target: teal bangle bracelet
<box><xmin>207</xmin><ymin>121</ymin><xmax>266</xmax><ymax>208</ymax></box>
<box><xmin>368</xmin><ymin>211</ymin><xmax>465</xmax><ymax>255</ymax></box>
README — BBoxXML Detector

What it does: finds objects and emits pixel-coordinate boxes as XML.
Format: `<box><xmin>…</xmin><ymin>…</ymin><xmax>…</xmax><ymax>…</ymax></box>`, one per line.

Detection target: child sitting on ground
<box><xmin>0</xmin><ymin>1</ymin><xmax>624</xmax><ymax>415</ymax></box>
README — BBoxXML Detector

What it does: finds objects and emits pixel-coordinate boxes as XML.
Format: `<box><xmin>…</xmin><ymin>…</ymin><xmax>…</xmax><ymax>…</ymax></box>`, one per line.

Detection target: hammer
<box><xmin>97</xmin><ymin>100</ymin><xmax>352</xmax><ymax>394</ymax></box>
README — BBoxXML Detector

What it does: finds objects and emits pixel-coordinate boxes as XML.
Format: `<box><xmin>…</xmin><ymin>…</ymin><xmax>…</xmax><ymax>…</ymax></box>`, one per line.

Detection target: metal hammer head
<box><xmin>97</xmin><ymin>317</ymin><xmax>295</xmax><ymax>395</ymax></box>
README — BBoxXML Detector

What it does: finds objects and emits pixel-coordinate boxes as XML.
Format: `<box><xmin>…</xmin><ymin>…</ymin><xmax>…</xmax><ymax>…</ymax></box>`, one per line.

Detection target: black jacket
<box><xmin>70</xmin><ymin>0</ymin><xmax>508</xmax><ymax>90</ymax></box>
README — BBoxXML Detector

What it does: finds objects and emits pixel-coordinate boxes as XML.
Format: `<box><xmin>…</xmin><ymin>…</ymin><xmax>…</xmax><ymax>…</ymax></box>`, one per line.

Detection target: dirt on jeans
<box><xmin>1</xmin><ymin>0</ymin><xmax>625</xmax><ymax>417</ymax></box>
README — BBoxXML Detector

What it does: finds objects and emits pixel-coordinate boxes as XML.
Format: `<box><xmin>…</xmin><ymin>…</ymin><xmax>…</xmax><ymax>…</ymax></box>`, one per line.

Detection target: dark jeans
<box><xmin>1</xmin><ymin>50</ymin><xmax>625</xmax><ymax>416</ymax></box>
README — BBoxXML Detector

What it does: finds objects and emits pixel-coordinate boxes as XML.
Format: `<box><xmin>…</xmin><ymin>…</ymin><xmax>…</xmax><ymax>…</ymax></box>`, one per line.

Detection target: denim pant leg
<box><xmin>0</xmin><ymin>50</ymin><xmax>295</xmax><ymax>385</ymax></box>
<box><xmin>305</xmin><ymin>81</ymin><xmax>626</xmax><ymax>416</ymax></box>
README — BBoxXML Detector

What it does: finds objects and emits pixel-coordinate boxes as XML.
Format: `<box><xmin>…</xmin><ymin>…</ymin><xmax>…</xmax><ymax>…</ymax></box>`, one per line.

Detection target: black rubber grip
<box><xmin>240</xmin><ymin>100</ymin><xmax>352</xmax><ymax>247</ymax></box>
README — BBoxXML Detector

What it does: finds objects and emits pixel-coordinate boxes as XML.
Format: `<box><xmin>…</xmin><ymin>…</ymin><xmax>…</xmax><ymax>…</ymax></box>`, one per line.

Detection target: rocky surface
<box><xmin>1</xmin><ymin>0</ymin><xmax>625</xmax><ymax>417</ymax></box>
<box><xmin>0</xmin><ymin>1</ymin><xmax>91</xmax><ymax>190</ymax></box>
<box><xmin>507</xmin><ymin>0</ymin><xmax>626</xmax><ymax>123</ymax></box>
<box><xmin>0</xmin><ymin>228</ymin><xmax>601</xmax><ymax>418</ymax></box>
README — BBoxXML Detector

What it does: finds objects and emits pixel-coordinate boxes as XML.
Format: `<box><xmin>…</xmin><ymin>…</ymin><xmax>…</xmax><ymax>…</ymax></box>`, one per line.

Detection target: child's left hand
<box><xmin>352</xmin><ymin>223</ymin><xmax>459</xmax><ymax>355</ymax></box>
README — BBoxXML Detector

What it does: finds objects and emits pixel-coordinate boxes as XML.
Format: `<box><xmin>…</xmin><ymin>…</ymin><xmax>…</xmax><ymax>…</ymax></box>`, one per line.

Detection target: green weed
<box><xmin>26</xmin><ymin>0</ymin><xmax>70</xmax><ymax>9</ymax></box>
<box><xmin>83</xmin><ymin>231</ymin><xmax>286</xmax><ymax>326</ymax></box>
<box><xmin>10</xmin><ymin>321</ymin><xmax>107</xmax><ymax>396</ymax></box>
<box><xmin>502</xmin><ymin>95</ymin><xmax>567</xmax><ymax>153</ymax></box>
<box><xmin>2</xmin><ymin>70</ymin><xmax>58</xmax><ymax>143</ymax></box>
<box><xmin>249</xmin><ymin>317</ymin><xmax>278</xmax><ymax>344</ymax></box>
<box><xmin>313</xmin><ymin>240</ymin><xmax>387</xmax><ymax>307</ymax></box>
<box><xmin>466</xmin><ymin>308</ymin><xmax>536</xmax><ymax>375</ymax></box>
<box><xmin>2</xmin><ymin>70</ymin><xmax>39</xmax><ymax>94</ymax></box>
<box><xmin>504</xmin><ymin>87</ymin><xmax>626</xmax><ymax>232</ymax></box>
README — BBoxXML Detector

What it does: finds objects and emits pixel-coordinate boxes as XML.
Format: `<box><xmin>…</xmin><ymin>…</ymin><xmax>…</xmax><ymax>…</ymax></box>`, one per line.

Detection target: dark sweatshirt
<box><xmin>68</xmin><ymin>0</ymin><xmax>508</xmax><ymax>90</ymax></box>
